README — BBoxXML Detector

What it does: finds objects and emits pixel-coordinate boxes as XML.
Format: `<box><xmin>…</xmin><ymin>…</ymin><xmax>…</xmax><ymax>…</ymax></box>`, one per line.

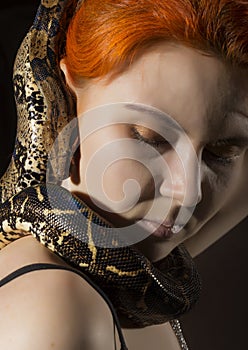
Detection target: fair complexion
<box><xmin>61</xmin><ymin>43</ymin><xmax>248</xmax><ymax>262</ymax></box>
<box><xmin>0</xmin><ymin>43</ymin><xmax>247</xmax><ymax>350</ymax></box>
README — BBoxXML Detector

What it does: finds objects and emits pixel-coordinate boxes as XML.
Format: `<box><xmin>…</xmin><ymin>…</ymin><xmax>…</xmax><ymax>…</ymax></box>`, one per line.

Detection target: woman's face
<box><xmin>62</xmin><ymin>43</ymin><xmax>248</xmax><ymax>261</ymax></box>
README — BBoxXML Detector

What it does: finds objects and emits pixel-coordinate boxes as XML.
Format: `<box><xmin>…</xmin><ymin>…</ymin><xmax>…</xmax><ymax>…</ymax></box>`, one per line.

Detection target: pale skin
<box><xmin>0</xmin><ymin>44</ymin><xmax>247</xmax><ymax>349</ymax></box>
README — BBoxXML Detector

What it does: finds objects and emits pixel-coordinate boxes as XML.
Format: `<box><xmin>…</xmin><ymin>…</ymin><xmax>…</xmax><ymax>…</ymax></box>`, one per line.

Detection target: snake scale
<box><xmin>0</xmin><ymin>0</ymin><xmax>201</xmax><ymax>347</ymax></box>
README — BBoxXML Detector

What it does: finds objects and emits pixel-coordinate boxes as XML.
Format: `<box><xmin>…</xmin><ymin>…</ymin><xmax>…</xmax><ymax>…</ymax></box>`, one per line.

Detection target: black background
<box><xmin>0</xmin><ymin>1</ymin><xmax>247</xmax><ymax>349</ymax></box>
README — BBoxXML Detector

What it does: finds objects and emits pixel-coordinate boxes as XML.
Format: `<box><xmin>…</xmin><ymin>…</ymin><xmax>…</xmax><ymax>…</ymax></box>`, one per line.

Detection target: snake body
<box><xmin>0</xmin><ymin>0</ymin><xmax>201</xmax><ymax>334</ymax></box>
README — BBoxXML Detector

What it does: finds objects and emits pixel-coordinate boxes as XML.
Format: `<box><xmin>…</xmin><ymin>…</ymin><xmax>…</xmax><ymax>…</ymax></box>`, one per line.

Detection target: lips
<box><xmin>136</xmin><ymin>219</ymin><xmax>184</xmax><ymax>239</ymax></box>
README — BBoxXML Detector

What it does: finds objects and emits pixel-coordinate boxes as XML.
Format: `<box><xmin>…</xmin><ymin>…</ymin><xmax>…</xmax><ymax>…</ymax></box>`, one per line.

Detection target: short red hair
<box><xmin>64</xmin><ymin>0</ymin><xmax>248</xmax><ymax>83</ymax></box>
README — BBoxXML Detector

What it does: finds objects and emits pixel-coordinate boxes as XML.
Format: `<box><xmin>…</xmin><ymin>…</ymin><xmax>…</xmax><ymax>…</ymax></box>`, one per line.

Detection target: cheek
<box><xmin>79</xmin><ymin>126</ymin><xmax>156</xmax><ymax>212</ymax></box>
<box><xmin>81</xmin><ymin>147</ymin><xmax>155</xmax><ymax>213</ymax></box>
<box><xmin>200</xmin><ymin>160</ymin><xmax>244</xmax><ymax>211</ymax></box>
<box><xmin>102</xmin><ymin>159</ymin><xmax>154</xmax><ymax>208</ymax></box>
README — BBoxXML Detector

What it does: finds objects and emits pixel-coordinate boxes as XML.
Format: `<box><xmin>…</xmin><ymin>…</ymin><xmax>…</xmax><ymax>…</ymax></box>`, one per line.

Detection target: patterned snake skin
<box><xmin>0</xmin><ymin>0</ymin><xmax>201</xmax><ymax>347</ymax></box>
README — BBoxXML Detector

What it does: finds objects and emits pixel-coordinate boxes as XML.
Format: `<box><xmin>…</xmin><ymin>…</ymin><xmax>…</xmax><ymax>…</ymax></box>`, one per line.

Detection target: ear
<box><xmin>60</xmin><ymin>58</ymin><xmax>76</xmax><ymax>93</ymax></box>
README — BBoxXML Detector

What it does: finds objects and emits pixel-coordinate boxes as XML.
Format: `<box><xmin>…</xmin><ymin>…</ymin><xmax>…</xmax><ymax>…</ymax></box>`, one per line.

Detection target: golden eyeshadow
<box><xmin>131</xmin><ymin>125</ymin><xmax>166</xmax><ymax>142</ymax></box>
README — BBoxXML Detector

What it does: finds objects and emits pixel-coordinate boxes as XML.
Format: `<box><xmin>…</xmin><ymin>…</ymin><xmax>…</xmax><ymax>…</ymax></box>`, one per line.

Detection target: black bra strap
<box><xmin>0</xmin><ymin>263</ymin><xmax>128</xmax><ymax>350</ymax></box>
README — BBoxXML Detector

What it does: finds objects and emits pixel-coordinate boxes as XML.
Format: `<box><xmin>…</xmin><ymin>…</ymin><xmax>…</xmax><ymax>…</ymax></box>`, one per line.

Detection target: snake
<box><xmin>0</xmin><ymin>0</ymin><xmax>201</xmax><ymax>347</ymax></box>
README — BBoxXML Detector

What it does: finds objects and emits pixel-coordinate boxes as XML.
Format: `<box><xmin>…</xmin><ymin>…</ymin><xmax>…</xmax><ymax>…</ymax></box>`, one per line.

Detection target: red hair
<box><xmin>64</xmin><ymin>0</ymin><xmax>248</xmax><ymax>83</ymax></box>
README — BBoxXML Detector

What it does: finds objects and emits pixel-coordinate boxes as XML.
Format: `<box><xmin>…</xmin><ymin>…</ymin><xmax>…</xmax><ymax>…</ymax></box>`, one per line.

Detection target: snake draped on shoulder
<box><xmin>0</xmin><ymin>1</ymin><xmax>201</xmax><ymax>349</ymax></box>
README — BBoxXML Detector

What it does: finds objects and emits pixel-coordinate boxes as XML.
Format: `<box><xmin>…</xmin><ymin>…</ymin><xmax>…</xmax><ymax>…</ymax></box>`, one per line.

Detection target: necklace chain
<box><xmin>170</xmin><ymin>319</ymin><xmax>189</xmax><ymax>350</ymax></box>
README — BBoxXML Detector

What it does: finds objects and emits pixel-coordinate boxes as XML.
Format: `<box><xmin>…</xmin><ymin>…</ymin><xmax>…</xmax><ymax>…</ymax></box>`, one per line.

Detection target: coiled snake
<box><xmin>0</xmin><ymin>0</ymin><xmax>201</xmax><ymax>348</ymax></box>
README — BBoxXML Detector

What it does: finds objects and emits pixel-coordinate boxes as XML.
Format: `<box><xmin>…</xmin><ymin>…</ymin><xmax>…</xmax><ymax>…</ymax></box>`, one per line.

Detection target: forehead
<box><xmin>124</xmin><ymin>44</ymin><xmax>248</xmax><ymax>113</ymax></box>
<box><xmin>132</xmin><ymin>45</ymin><xmax>228</xmax><ymax>118</ymax></box>
<box><xmin>80</xmin><ymin>43</ymin><xmax>248</xmax><ymax>138</ymax></box>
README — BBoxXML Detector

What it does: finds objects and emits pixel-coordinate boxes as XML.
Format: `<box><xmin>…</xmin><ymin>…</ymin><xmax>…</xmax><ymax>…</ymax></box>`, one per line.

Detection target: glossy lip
<box><xmin>136</xmin><ymin>218</ymin><xmax>185</xmax><ymax>239</ymax></box>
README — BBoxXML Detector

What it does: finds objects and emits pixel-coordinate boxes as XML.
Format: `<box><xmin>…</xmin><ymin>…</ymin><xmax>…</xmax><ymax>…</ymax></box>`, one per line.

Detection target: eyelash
<box><xmin>131</xmin><ymin>127</ymin><xmax>240</xmax><ymax>167</ymax></box>
<box><xmin>203</xmin><ymin>140</ymin><xmax>240</xmax><ymax>167</ymax></box>
<box><xmin>203</xmin><ymin>150</ymin><xmax>238</xmax><ymax>166</ymax></box>
<box><xmin>131</xmin><ymin>127</ymin><xmax>169</xmax><ymax>149</ymax></box>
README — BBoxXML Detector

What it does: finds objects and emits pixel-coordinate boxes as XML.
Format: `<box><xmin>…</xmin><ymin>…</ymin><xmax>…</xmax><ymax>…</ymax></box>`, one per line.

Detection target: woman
<box><xmin>0</xmin><ymin>0</ymin><xmax>247</xmax><ymax>349</ymax></box>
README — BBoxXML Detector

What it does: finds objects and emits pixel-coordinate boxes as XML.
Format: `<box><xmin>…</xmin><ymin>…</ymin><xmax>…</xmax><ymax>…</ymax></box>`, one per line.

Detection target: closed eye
<box><xmin>203</xmin><ymin>137</ymin><xmax>247</xmax><ymax>167</ymax></box>
<box><xmin>130</xmin><ymin>125</ymin><xmax>169</xmax><ymax>150</ymax></box>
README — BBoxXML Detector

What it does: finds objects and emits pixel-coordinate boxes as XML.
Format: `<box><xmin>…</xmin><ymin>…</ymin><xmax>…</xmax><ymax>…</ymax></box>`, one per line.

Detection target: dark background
<box><xmin>0</xmin><ymin>1</ymin><xmax>247</xmax><ymax>349</ymax></box>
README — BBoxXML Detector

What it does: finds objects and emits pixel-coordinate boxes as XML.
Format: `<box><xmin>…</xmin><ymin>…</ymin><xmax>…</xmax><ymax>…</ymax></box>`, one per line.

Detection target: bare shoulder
<box><xmin>0</xmin><ymin>236</ymin><xmax>115</xmax><ymax>350</ymax></box>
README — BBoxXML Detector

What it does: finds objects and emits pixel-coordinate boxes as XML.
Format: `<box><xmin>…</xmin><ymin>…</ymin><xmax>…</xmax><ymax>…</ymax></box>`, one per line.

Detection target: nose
<box><xmin>159</xmin><ymin>147</ymin><xmax>202</xmax><ymax>207</ymax></box>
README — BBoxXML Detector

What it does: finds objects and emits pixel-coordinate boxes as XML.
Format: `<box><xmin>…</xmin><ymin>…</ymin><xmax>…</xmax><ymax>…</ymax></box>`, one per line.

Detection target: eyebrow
<box><xmin>124</xmin><ymin>103</ymin><xmax>182</xmax><ymax>131</ymax></box>
<box><xmin>125</xmin><ymin>103</ymin><xmax>248</xmax><ymax>146</ymax></box>
<box><xmin>213</xmin><ymin>136</ymin><xmax>248</xmax><ymax>148</ymax></box>
<box><xmin>230</xmin><ymin>110</ymin><xmax>248</xmax><ymax>120</ymax></box>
